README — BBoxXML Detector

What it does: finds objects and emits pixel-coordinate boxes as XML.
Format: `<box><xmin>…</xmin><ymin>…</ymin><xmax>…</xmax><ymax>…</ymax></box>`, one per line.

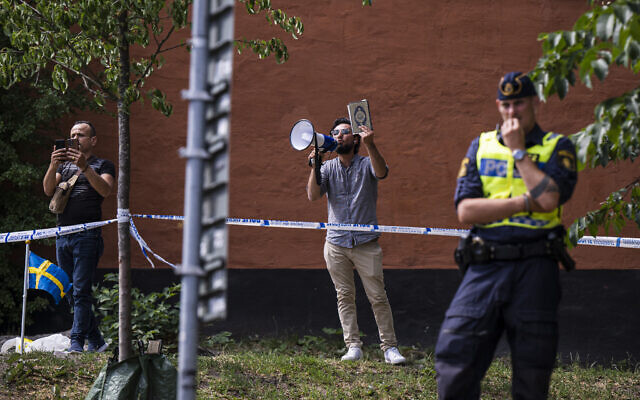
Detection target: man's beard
<box><xmin>336</xmin><ymin>142</ymin><xmax>354</xmax><ymax>154</ymax></box>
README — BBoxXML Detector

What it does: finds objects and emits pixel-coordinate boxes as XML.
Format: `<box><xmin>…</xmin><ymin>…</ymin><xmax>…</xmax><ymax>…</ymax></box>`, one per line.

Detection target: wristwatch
<box><xmin>512</xmin><ymin>149</ymin><xmax>527</xmax><ymax>161</ymax></box>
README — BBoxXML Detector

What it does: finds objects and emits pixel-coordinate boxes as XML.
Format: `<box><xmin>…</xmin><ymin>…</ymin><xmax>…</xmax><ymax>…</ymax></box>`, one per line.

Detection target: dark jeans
<box><xmin>435</xmin><ymin>256</ymin><xmax>561</xmax><ymax>400</ymax></box>
<box><xmin>56</xmin><ymin>228</ymin><xmax>104</xmax><ymax>346</ymax></box>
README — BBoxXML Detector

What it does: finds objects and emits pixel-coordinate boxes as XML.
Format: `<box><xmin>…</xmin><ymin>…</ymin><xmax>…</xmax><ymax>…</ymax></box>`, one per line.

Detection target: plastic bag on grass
<box><xmin>85</xmin><ymin>352</ymin><xmax>176</xmax><ymax>400</ymax></box>
<box><xmin>1</xmin><ymin>334</ymin><xmax>71</xmax><ymax>353</ymax></box>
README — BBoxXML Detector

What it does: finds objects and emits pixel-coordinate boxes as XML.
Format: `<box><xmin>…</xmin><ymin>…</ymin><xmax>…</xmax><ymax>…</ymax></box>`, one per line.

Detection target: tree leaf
<box><xmin>613</xmin><ymin>3</ymin><xmax>633</xmax><ymax>24</ymax></box>
<box><xmin>591</xmin><ymin>58</ymin><xmax>609</xmax><ymax>80</ymax></box>
<box><xmin>596</xmin><ymin>11</ymin><xmax>615</xmax><ymax>41</ymax></box>
<box><xmin>555</xmin><ymin>76</ymin><xmax>569</xmax><ymax>99</ymax></box>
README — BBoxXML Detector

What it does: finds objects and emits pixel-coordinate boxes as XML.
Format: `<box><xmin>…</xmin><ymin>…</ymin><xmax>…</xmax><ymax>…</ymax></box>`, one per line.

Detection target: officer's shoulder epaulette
<box><xmin>546</xmin><ymin>132</ymin><xmax>560</xmax><ymax>139</ymax></box>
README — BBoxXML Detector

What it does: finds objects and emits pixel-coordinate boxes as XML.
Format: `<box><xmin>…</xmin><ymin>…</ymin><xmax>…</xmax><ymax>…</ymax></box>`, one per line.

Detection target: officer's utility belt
<box><xmin>454</xmin><ymin>231</ymin><xmax>575</xmax><ymax>275</ymax></box>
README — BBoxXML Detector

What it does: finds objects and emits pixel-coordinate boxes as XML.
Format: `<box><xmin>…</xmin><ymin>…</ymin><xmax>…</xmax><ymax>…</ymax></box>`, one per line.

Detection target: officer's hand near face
<box><xmin>501</xmin><ymin>118</ymin><xmax>525</xmax><ymax>151</ymax></box>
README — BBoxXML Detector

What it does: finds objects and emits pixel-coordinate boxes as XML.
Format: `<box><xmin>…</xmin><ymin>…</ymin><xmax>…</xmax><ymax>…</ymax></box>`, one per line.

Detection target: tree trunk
<box><xmin>117</xmin><ymin>10</ymin><xmax>132</xmax><ymax>362</ymax></box>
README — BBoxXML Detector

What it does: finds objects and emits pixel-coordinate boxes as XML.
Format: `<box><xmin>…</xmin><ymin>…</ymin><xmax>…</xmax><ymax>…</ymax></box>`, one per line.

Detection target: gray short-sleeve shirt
<box><xmin>319</xmin><ymin>154</ymin><xmax>387</xmax><ymax>248</ymax></box>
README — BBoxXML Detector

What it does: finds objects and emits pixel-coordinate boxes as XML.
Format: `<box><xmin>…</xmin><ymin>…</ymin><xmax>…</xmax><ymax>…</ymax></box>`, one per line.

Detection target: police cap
<box><xmin>497</xmin><ymin>71</ymin><xmax>536</xmax><ymax>100</ymax></box>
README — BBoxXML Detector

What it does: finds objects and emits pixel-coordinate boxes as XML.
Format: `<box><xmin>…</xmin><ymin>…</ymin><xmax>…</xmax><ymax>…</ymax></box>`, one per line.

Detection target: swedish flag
<box><xmin>28</xmin><ymin>253</ymin><xmax>72</xmax><ymax>304</ymax></box>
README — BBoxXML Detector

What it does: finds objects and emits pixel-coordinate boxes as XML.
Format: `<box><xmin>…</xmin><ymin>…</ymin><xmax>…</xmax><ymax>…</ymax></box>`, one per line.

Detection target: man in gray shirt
<box><xmin>307</xmin><ymin>117</ymin><xmax>405</xmax><ymax>364</ymax></box>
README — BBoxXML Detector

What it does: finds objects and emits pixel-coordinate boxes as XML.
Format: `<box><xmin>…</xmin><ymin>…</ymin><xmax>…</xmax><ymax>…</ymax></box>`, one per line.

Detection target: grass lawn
<box><xmin>1</xmin><ymin>332</ymin><xmax>639</xmax><ymax>399</ymax></box>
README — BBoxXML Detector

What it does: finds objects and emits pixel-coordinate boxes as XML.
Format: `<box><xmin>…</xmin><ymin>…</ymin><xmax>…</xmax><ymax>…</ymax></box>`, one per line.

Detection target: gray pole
<box><xmin>177</xmin><ymin>0</ymin><xmax>210</xmax><ymax>398</ymax></box>
<box><xmin>177</xmin><ymin>0</ymin><xmax>233</xmax><ymax>398</ymax></box>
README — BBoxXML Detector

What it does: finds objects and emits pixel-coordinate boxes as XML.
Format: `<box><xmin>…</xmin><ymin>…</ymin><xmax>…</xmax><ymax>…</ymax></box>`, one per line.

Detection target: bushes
<box><xmin>0</xmin><ymin>79</ymin><xmax>89</xmax><ymax>334</ymax></box>
<box><xmin>93</xmin><ymin>273</ymin><xmax>181</xmax><ymax>349</ymax></box>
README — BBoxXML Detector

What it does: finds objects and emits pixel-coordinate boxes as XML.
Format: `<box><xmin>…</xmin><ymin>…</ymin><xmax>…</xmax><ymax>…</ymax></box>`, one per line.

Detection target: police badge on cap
<box><xmin>497</xmin><ymin>71</ymin><xmax>536</xmax><ymax>100</ymax></box>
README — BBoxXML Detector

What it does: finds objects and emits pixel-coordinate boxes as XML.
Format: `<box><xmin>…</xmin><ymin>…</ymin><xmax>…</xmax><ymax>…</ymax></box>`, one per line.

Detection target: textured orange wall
<box><xmin>90</xmin><ymin>0</ymin><xmax>638</xmax><ymax>271</ymax></box>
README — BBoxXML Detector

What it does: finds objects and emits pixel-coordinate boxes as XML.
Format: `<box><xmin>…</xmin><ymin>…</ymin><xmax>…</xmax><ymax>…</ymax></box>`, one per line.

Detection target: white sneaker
<box><xmin>384</xmin><ymin>347</ymin><xmax>406</xmax><ymax>364</ymax></box>
<box><xmin>341</xmin><ymin>346</ymin><xmax>363</xmax><ymax>361</ymax></box>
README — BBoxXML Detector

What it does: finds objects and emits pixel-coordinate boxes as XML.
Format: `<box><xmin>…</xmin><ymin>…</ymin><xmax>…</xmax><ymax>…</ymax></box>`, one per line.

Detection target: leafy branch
<box><xmin>0</xmin><ymin>0</ymin><xmax>190</xmax><ymax>114</ymax></box>
<box><xmin>235</xmin><ymin>0</ymin><xmax>304</xmax><ymax>63</ymax></box>
<box><xmin>569</xmin><ymin>177</ymin><xmax>640</xmax><ymax>245</ymax></box>
<box><xmin>531</xmin><ymin>0</ymin><xmax>640</xmax><ymax>245</ymax></box>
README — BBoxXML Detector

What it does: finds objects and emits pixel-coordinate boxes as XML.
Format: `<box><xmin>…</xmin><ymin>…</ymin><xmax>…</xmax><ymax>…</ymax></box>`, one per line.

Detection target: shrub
<box><xmin>93</xmin><ymin>273</ymin><xmax>181</xmax><ymax>350</ymax></box>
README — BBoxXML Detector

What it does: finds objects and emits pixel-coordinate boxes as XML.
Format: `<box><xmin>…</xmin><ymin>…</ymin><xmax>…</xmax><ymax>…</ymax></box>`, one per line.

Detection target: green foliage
<box><xmin>0</xmin><ymin>42</ymin><xmax>89</xmax><ymax>332</ymax></box>
<box><xmin>534</xmin><ymin>1</ymin><xmax>640</xmax><ymax>100</ymax></box>
<box><xmin>569</xmin><ymin>178</ymin><xmax>640</xmax><ymax>245</ymax></box>
<box><xmin>3</xmin><ymin>353</ymin><xmax>35</xmax><ymax>386</ymax></box>
<box><xmin>0</xmin><ymin>0</ymin><xmax>191</xmax><ymax>113</ymax></box>
<box><xmin>532</xmin><ymin>0</ymin><xmax>640</xmax><ymax>244</ymax></box>
<box><xmin>201</xmin><ymin>329</ymin><xmax>352</xmax><ymax>360</ymax></box>
<box><xmin>195</xmin><ymin>337</ymin><xmax>640</xmax><ymax>399</ymax></box>
<box><xmin>203</xmin><ymin>331</ymin><xmax>235</xmax><ymax>346</ymax></box>
<box><xmin>236</xmin><ymin>0</ymin><xmax>304</xmax><ymax>63</ymax></box>
<box><xmin>234</xmin><ymin>0</ymin><xmax>372</xmax><ymax>63</ymax></box>
<box><xmin>93</xmin><ymin>273</ymin><xmax>181</xmax><ymax>349</ymax></box>
<box><xmin>2</xmin><ymin>339</ymin><xmax>640</xmax><ymax>399</ymax></box>
<box><xmin>1</xmin><ymin>351</ymin><xmax>109</xmax><ymax>399</ymax></box>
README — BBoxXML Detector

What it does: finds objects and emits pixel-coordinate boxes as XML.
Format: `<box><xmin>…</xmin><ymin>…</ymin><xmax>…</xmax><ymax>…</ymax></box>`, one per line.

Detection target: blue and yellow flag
<box><xmin>28</xmin><ymin>253</ymin><xmax>72</xmax><ymax>304</ymax></box>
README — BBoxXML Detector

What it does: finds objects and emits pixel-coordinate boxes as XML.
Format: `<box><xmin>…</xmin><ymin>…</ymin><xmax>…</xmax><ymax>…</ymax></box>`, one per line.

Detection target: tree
<box><xmin>0</xmin><ymin>14</ymin><xmax>97</xmax><ymax>337</ymax></box>
<box><xmin>0</xmin><ymin>0</ymin><xmax>190</xmax><ymax>360</ymax></box>
<box><xmin>0</xmin><ymin>78</ymin><xmax>89</xmax><ymax>333</ymax></box>
<box><xmin>0</xmin><ymin>0</ymin><xmax>306</xmax><ymax>360</ymax></box>
<box><xmin>532</xmin><ymin>0</ymin><xmax>640</xmax><ymax>245</ymax></box>
<box><xmin>0</xmin><ymin>0</ymin><xmax>368</xmax><ymax>359</ymax></box>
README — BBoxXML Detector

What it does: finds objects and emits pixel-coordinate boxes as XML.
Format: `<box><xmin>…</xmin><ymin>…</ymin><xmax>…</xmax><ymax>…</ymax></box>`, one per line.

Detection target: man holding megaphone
<box><xmin>305</xmin><ymin>117</ymin><xmax>406</xmax><ymax>365</ymax></box>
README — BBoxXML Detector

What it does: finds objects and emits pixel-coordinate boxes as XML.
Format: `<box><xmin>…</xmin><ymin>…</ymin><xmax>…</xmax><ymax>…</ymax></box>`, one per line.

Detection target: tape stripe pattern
<box><xmin>1</xmin><ymin>215</ymin><xmax>638</xmax><ymax>249</ymax></box>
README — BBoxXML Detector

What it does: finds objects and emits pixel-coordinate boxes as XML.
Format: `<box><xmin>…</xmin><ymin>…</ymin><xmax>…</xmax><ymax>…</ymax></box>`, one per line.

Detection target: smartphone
<box><xmin>55</xmin><ymin>139</ymin><xmax>66</xmax><ymax>150</ymax></box>
<box><xmin>66</xmin><ymin>138</ymin><xmax>79</xmax><ymax>150</ymax></box>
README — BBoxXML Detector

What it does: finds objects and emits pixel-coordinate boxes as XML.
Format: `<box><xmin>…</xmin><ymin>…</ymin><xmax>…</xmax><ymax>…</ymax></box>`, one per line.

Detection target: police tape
<box><xmin>0</xmin><ymin>213</ymin><xmax>177</xmax><ymax>269</ymax></box>
<box><xmin>1</xmin><ymin>219</ymin><xmax>117</xmax><ymax>243</ymax></box>
<box><xmin>129</xmin><ymin>217</ymin><xmax>177</xmax><ymax>269</ymax></box>
<box><xmin>225</xmin><ymin>218</ymin><xmax>640</xmax><ymax>249</ymax></box>
<box><xmin>227</xmin><ymin>218</ymin><xmax>640</xmax><ymax>249</ymax></box>
<box><xmin>132</xmin><ymin>214</ymin><xmax>184</xmax><ymax>221</ymax></box>
<box><xmin>224</xmin><ymin>218</ymin><xmax>470</xmax><ymax>237</ymax></box>
<box><xmin>1</xmin><ymin>215</ymin><xmax>639</xmax><ymax>250</ymax></box>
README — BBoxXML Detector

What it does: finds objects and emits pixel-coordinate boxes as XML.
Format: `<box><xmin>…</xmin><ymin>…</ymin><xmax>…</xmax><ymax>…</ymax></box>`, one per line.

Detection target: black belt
<box><xmin>468</xmin><ymin>237</ymin><xmax>553</xmax><ymax>264</ymax></box>
<box><xmin>455</xmin><ymin>231</ymin><xmax>575</xmax><ymax>273</ymax></box>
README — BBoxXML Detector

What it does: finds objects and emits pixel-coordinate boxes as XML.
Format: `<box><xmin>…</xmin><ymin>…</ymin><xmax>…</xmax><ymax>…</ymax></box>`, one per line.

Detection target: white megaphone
<box><xmin>289</xmin><ymin>119</ymin><xmax>337</xmax><ymax>152</ymax></box>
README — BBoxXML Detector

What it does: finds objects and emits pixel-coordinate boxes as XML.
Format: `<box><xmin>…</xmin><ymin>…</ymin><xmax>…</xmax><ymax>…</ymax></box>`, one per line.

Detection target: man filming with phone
<box><xmin>43</xmin><ymin>121</ymin><xmax>115</xmax><ymax>353</ymax></box>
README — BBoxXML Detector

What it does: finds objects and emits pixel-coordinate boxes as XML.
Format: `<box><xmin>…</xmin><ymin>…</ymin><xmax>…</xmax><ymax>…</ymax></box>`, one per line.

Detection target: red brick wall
<box><xmin>89</xmin><ymin>0</ymin><xmax>639</xmax><ymax>270</ymax></box>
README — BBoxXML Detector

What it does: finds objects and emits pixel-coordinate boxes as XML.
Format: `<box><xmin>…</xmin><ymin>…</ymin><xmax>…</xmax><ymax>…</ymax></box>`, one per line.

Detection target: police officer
<box><xmin>435</xmin><ymin>72</ymin><xmax>578</xmax><ymax>399</ymax></box>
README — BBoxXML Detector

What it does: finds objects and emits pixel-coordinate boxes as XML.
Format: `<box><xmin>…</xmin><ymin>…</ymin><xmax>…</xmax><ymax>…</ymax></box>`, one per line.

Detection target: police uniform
<box><xmin>435</xmin><ymin>72</ymin><xmax>578</xmax><ymax>400</ymax></box>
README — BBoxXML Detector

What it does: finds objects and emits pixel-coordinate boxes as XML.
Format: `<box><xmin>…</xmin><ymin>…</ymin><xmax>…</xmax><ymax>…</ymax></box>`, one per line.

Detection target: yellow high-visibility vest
<box><xmin>476</xmin><ymin>130</ymin><xmax>563</xmax><ymax>229</ymax></box>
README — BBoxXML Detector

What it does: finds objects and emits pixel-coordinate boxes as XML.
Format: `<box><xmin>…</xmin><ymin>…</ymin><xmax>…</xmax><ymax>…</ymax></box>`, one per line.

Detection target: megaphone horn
<box><xmin>289</xmin><ymin>119</ymin><xmax>337</xmax><ymax>152</ymax></box>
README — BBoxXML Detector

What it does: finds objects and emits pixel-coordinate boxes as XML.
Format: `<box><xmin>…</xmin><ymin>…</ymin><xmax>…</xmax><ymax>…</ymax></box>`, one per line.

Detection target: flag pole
<box><xmin>21</xmin><ymin>240</ymin><xmax>30</xmax><ymax>354</ymax></box>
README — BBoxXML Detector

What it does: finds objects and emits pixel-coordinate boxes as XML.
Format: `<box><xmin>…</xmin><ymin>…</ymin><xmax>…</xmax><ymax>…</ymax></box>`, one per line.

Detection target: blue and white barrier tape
<box><xmin>223</xmin><ymin>218</ymin><xmax>640</xmax><ymax>249</ymax></box>
<box><xmin>118</xmin><ymin>209</ymin><xmax>177</xmax><ymax>269</ymax></box>
<box><xmin>576</xmin><ymin>236</ymin><xmax>640</xmax><ymax>249</ymax></box>
<box><xmin>1</xmin><ymin>215</ymin><xmax>639</xmax><ymax>250</ymax></box>
<box><xmin>224</xmin><ymin>218</ymin><xmax>470</xmax><ymax>237</ymax></box>
<box><xmin>128</xmin><ymin>216</ymin><xmax>177</xmax><ymax>269</ymax></box>
<box><xmin>0</xmin><ymin>212</ymin><xmax>178</xmax><ymax>269</ymax></box>
<box><xmin>132</xmin><ymin>214</ymin><xmax>184</xmax><ymax>221</ymax></box>
<box><xmin>1</xmin><ymin>219</ymin><xmax>116</xmax><ymax>243</ymax></box>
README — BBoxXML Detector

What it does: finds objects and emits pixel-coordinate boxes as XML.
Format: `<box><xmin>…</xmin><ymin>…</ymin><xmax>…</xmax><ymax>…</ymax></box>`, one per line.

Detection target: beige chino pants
<box><xmin>323</xmin><ymin>240</ymin><xmax>398</xmax><ymax>351</ymax></box>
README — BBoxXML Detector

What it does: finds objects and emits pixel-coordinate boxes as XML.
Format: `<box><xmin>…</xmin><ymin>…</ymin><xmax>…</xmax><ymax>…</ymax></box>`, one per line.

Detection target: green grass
<box><xmin>1</xmin><ymin>333</ymin><xmax>639</xmax><ymax>399</ymax></box>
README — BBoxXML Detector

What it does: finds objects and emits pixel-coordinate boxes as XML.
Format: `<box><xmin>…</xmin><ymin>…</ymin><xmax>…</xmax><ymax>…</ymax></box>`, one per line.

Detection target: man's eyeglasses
<box><xmin>330</xmin><ymin>128</ymin><xmax>352</xmax><ymax>136</ymax></box>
